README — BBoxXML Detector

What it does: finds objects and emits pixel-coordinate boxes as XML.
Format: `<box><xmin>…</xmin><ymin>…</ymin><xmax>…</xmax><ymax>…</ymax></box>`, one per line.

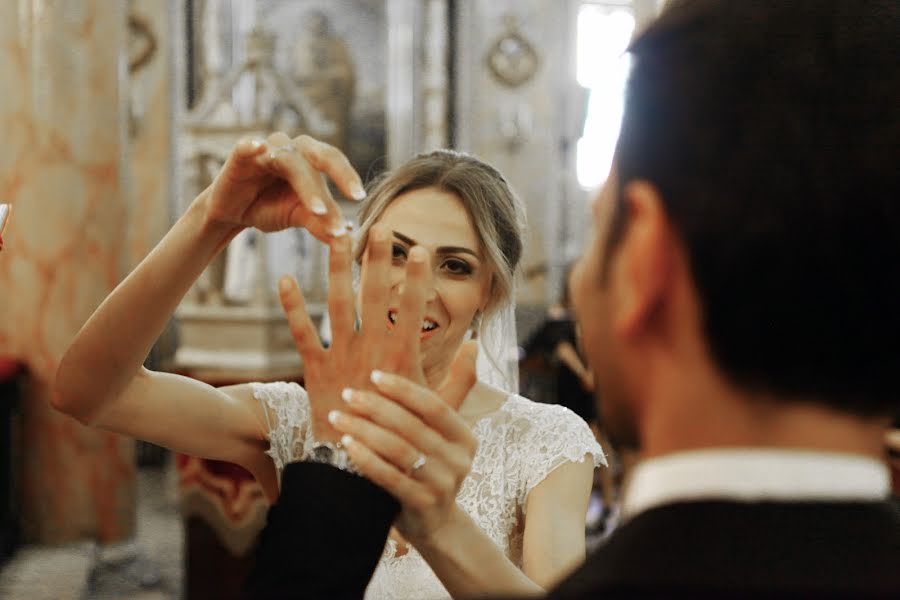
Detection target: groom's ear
<box><xmin>438</xmin><ymin>341</ymin><xmax>479</xmax><ymax>411</ymax></box>
<box><xmin>610</xmin><ymin>181</ymin><xmax>675</xmax><ymax>341</ymax></box>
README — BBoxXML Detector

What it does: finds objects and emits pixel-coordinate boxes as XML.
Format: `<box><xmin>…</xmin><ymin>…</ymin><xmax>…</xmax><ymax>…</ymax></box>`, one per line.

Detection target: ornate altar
<box><xmin>175</xmin><ymin>25</ymin><xmax>331</xmax><ymax>383</ymax></box>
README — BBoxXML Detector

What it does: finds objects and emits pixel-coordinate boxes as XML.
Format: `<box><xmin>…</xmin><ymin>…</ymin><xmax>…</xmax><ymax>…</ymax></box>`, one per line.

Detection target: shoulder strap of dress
<box><xmin>511</xmin><ymin>399</ymin><xmax>606</xmax><ymax>511</ymax></box>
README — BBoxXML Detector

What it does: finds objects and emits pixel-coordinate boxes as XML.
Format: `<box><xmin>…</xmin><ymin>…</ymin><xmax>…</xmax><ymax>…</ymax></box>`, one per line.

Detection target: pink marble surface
<box><xmin>127</xmin><ymin>0</ymin><xmax>174</xmax><ymax>268</ymax></box>
<box><xmin>0</xmin><ymin>1</ymin><xmax>138</xmax><ymax>543</ymax></box>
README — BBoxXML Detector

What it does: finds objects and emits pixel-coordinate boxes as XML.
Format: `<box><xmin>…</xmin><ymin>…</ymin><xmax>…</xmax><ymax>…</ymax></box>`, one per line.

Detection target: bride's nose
<box><xmin>396</xmin><ymin>265</ymin><xmax>438</xmax><ymax>302</ymax></box>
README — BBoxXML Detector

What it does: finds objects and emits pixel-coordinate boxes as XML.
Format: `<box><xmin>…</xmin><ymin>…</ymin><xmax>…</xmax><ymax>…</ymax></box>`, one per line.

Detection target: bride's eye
<box><xmin>444</xmin><ymin>258</ymin><xmax>473</xmax><ymax>276</ymax></box>
<box><xmin>391</xmin><ymin>243</ymin><xmax>408</xmax><ymax>262</ymax></box>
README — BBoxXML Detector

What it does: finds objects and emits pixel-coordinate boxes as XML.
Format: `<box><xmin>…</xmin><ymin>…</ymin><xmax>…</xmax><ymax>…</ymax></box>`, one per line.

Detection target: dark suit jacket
<box><xmin>243</xmin><ymin>463</ymin><xmax>900</xmax><ymax>599</ymax></box>
<box><xmin>546</xmin><ymin>499</ymin><xmax>900</xmax><ymax>599</ymax></box>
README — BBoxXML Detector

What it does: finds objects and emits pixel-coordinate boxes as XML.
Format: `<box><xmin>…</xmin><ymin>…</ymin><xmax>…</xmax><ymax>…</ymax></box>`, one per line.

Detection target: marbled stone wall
<box><xmin>128</xmin><ymin>0</ymin><xmax>177</xmax><ymax>271</ymax></box>
<box><xmin>455</xmin><ymin>0</ymin><xmax>664</xmax><ymax>310</ymax></box>
<box><xmin>0</xmin><ymin>0</ymin><xmax>136</xmax><ymax>543</ymax></box>
<box><xmin>454</xmin><ymin>0</ymin><xmax>574</xmax><ymax>307</ymax></box>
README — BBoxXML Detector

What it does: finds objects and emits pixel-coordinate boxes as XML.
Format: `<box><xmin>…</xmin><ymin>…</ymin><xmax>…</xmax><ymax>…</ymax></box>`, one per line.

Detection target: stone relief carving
<box><xmin>485</xmin><ymin>15</ymin><xmax>540</xmax><ymax>88</ymax></box>
<box><xmin>291</xmin><ymin>10</ymin><xmax>355</xmax><ymax>150</ymax></box>
<box><xmin>127</xmin><ymin>8</ymin><xmax>158</xmax><ymax>137</ymax></box>
<box><xmin>485</xmin><ymin>15</ymin><xmax>540</xmax><ymax>154</ymax></box>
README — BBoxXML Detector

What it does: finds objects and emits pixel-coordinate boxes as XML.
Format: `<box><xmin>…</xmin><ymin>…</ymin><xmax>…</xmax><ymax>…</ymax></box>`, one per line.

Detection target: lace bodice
<box><xmin>252</xmin><ymin>382</ymin><xmax>605</xmax><ymax>600</ymax></box>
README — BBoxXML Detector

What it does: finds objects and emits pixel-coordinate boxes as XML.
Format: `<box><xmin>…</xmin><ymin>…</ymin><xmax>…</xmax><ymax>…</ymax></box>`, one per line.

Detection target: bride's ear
<box><xmin>470</xmin><ymin>310</ymin><xmax>483</xmax><ymax>334</ymax></box>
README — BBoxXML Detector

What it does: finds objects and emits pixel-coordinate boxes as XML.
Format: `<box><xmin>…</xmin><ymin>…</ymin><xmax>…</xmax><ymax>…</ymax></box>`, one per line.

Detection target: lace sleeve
<box><xmin>250</xmin><ymin>381</ymin><xmax>312</xmax><ymax>473</ymax></box>
<box><xmin>517</xmin><ymin>404</ymin><xmax>606</xmax><ymax>513</ymax></box>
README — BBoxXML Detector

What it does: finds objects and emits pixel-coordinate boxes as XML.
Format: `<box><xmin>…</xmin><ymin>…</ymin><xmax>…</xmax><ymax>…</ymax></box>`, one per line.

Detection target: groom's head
<box><xmin>570</xmin><ymin>0</ymin><xmax>899</xmax><ymax>449</ymax></box>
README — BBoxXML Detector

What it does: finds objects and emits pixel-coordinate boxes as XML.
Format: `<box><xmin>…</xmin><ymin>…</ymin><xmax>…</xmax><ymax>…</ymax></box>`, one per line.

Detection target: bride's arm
<box><xmin>412</xmin><ymin>504</ymin><xmax>544</xmax><ymax>597</ymax></box>
<box><xmin>53</xmin><ymin>134</ymin><xmax>357</xmax><ymax>471</ymax></box>
<box><xmin>521</xmin><ymin>459</ymin><xmax>594</xmax><ymax>588</ymax></box>
<box><xmin>406</xmin><ymin>460</ymin><xmax>592</xmax><ymax>596</ymax></box>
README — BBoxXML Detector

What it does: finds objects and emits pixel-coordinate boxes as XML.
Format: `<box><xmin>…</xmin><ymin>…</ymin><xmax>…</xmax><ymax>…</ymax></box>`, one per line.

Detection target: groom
<box><xmin>243</xmin><ymin>0</ymin><xmax>899</xmax><ymax>598</ymax></box>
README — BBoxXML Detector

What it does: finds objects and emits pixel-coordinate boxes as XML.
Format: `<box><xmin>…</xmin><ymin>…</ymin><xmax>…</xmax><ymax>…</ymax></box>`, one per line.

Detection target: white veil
<box><xmin>474</xmin><ymin>301</ymin><xmax>519</xmax><ymax>394</ymax></box>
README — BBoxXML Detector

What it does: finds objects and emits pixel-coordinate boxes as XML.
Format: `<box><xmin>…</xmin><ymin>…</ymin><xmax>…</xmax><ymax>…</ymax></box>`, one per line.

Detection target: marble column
<box><xmin>0</xmin><ymin>0</ymin><xmax>136</xmax><ymax>543</ymax></box>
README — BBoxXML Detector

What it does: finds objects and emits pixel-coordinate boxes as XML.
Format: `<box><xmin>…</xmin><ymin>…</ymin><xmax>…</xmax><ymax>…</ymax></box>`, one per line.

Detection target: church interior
<box><xmin>0</xmin><ymin>1</ymin><xmax>898</xmax><ymax>599</ymax></box>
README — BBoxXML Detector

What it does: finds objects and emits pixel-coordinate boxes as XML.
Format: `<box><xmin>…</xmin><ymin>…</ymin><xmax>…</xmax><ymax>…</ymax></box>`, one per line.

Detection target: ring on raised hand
<box><xmin>274</xmin><ymin>143</ymin><xmax>297</xmax><ymax>154</ymax></box>
<box><xmin>409</xmin><ymin>453</ymin><xmax>427</xmax><ymax>475</ymax></box>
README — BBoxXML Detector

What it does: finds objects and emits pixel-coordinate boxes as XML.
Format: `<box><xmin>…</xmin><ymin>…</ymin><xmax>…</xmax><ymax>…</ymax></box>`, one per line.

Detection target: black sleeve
<box><xmin>241</xmin><ymin>462</ymin><xmax>400</xmax><ymax>600</ymax></box>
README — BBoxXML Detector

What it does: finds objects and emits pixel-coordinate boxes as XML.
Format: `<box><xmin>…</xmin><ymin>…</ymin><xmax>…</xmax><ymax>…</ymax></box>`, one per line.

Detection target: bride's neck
<box><xmin>458</xmin><ymin>381</ymin><xmax>510</xmax><ymax>424</ymax></box>
<box><xmin>423</xmin><ymin>364</ymin><xmax>450</xmax><ymax>390</ymax></box>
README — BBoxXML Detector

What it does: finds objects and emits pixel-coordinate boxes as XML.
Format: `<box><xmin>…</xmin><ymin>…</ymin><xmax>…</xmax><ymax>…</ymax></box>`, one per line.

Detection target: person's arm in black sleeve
<box><xmin>241</xmin><ymin>463</ymin><xmax>399</xmax><ymax>600</ymax></box>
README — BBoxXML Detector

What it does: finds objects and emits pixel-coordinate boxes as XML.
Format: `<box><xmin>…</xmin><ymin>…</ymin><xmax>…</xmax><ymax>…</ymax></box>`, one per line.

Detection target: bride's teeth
<box><xmin>389</xmin><ymin>312</ymin><xmax>437</xmax><ymax>331</ymax></box>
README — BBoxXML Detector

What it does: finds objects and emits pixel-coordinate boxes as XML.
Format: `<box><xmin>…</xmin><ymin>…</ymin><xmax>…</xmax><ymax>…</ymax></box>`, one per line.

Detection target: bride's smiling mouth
<box><xmin>387</xmin><ymin>310</ymin><xmax>440</xmax><ymax>340</ymax></box>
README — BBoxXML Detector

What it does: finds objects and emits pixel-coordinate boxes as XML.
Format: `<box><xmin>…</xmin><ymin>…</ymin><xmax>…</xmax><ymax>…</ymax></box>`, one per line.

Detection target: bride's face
<box><xmin>362</xmin><ymin>186</ymin><xmax>493</xmax><ymax>383</ymax></box>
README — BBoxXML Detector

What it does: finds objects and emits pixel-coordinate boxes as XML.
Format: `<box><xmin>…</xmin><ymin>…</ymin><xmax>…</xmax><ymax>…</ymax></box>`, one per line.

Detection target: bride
<box><xmin>54</xmin><ymin>133</ymin><xmax>604</xmax><ymax>598</ymax></box>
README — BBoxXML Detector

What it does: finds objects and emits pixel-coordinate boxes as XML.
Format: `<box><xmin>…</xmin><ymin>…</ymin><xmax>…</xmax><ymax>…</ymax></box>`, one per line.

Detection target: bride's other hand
<box><xmin>328</xmin><ymin>341</ymin><xmax>479</xmax><ymax>544</ymax></box>
<box><xmin>277</xmin><ymin>223</ymin><xmax>431</xmax><ymax>441</ymax></box>
<box><xmin>200</xmin><ymin>132</ymin><xmax>365</xmax><ymax>243</ymax></box>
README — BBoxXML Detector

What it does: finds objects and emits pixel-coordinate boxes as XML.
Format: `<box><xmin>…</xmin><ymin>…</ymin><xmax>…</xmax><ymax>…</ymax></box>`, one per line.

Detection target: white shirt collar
<box><xmin>622</xmin><ymin>448</ymin><xmax>891</xmax><ymax>520</ymax></box>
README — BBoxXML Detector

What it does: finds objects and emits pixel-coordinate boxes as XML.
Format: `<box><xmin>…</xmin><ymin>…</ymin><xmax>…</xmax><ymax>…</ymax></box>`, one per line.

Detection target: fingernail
<box><xmin>370</xmin><ymin>370</ymin><xmax>383</xmax><ymax>384</ymax></box>
<box><xmin>310</xmin><ymin>198</ymin><xmax>327</xmax><ymax>215</ymax></box>
<box><xmin>328</xmin><ymin>410</ymin><xmax>341</xmax><ymax>425</ymax></box>
<box><xmin>250</xmin><ymin>138</ymin><xmax>264</xmax><ymax>150</ymax></box>
<box><xmin>341</xmin><ymin>434</ymin><xmax>354</xmax><ymax>447</ymax></box>
<box><xmin>341</xmin><ymin>388</ymin><xmax>353</xmax><ymax>402</ymax></box>
<box><xmin>278</xmin><ymin>277</ymin><xmax>292</xmax><ymax>292</ymax></box>
<box><xmin>331</xmin><ymin>226</ymin><xmax>347</xmax><ymax>238</ymax></box>
<box><xmin>350</xmin><ymin>184</ymin><xmax>366</xmax><ymax>201</ymax></box>
<box><xmin>410</xmin><ymin>247</ymin><xmax>427</xmax><ymax>263</ymax></box>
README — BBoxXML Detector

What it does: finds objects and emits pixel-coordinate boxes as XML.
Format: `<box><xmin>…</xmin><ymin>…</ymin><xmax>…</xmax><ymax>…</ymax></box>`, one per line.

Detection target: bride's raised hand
<box><xmin>201</xmin><ymin>132</ymin><xmax>365</xmax><ymax>243</ymax></box>
<box><xmin>276</xmin><ymin>223</ymin><xmax>432</xmax><ymax>440</ymax></box>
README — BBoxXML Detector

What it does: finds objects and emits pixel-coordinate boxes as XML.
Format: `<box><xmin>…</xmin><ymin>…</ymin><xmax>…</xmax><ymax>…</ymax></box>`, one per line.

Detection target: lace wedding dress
<box><xmin>252</xmin><ymin>381</ymin><xmax>605</xmax><ymax>600</ymax></box>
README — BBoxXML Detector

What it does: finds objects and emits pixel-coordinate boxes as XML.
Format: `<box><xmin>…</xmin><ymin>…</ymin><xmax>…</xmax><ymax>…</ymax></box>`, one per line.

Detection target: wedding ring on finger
<box><xmin>408</xmin><ymin>453</ymin><xmax>427</xmax><ymax>476</ymax></box>
<box><xmin>274</xmin><ymin>142</ymin><xmax>297</xmax><ymax>155</ymax></box>
<box><xmin>267</xmin><ymin>143</ymin><xmax>296</xmax><ymax>162</ymax></box>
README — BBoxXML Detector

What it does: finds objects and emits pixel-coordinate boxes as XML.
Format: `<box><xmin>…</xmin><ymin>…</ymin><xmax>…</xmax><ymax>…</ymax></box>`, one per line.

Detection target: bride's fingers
<box><xmin>265</xmin><ymin>141</ymin><xmax>343</xmax><ymax>242</ymax></box>
<box><xmin>391</xmin><ymin>246</ymin><xmax>429</xmax><ymax>374</ymax></box>
<box><xmin>278</xmin><ymin>275</ymin><xmax>325</xmax><ymax>363</ymax></box>
<box><xmin>436</xmin><ymin>340</ymin><xmax>479</xmax><ymax>411</ymax></box>
<box><xmin>220</xmin><ymin>137</ymin><xmax>268</xmax><ymax>182</ymax></box>
<box><xmin>371</xmin><ymin>370</ymin><xmax>477</xmax><ymax>449</ymax></box>
<box><xmin>340</xmin><ymin>435</ymin><xmax>435</xmax><ymax>511</ymax></box>
<box><xmin>294</xmin><ymin>135</ymin><xmax>366</xmax><ymax>202</ymax></box>
<box><xmin>342</xmin><ymin>387</ymin><xmax>473</xmax><ymax>479</ymax></box>
<box><xmin>329</xmin><ymin>409</ymin><xmax>457</xmax><ymax>495</ymax></box>
<box><xmin>234</xmin><ymin>136</ymin><xmax>268</xmax><ymax>162</ymax></box>
<box><xmin>341</xmin><ymin>388</ymin><xmax>444</xmax><ymax>454</ymax></box>
<box><xmin>359</xmin><ymin>224</ymin><xmax>391</xmax><ymax>335</ymax></box>
<box><xmin>326</xmin><ymin>234</ymin><xmax>355</xmax><ymax>349</ymax></box>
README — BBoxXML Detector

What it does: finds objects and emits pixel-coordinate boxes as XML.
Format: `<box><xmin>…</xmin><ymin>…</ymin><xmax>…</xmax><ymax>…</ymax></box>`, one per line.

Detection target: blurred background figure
<box><xmin>520</xmin><ymin>265</ymin><xmax>622</xmax><ymax>541</ymax></box>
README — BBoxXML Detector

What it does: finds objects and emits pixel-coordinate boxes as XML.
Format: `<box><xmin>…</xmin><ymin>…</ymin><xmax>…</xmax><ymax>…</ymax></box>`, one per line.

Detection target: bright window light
<box><xmin>576</xmin><ymin>4</ymin><xmax>635</xmax><ymax>189</ymax></box>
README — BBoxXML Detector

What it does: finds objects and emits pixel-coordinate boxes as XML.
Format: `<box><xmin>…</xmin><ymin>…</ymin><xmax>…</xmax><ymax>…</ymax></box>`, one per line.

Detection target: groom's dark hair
<box><xmin>610</xmin><ymin>0</ymin><xmax>899</xmax><ymax>416</ymax></box>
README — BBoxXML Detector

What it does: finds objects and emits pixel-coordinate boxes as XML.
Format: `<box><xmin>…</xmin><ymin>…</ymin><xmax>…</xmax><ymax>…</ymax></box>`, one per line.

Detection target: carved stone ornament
<box><xmin>485</xmin><ymin>15</ymin><xmax>540</xmax><ymax>88</ymax></box>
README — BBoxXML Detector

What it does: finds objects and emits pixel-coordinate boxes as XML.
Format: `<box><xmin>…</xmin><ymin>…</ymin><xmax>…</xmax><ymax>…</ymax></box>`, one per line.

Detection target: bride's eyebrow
<box><xmin>391</xmin><ymin>230</ymin><xmax>480</xmax><ymax>259</ymax></box>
